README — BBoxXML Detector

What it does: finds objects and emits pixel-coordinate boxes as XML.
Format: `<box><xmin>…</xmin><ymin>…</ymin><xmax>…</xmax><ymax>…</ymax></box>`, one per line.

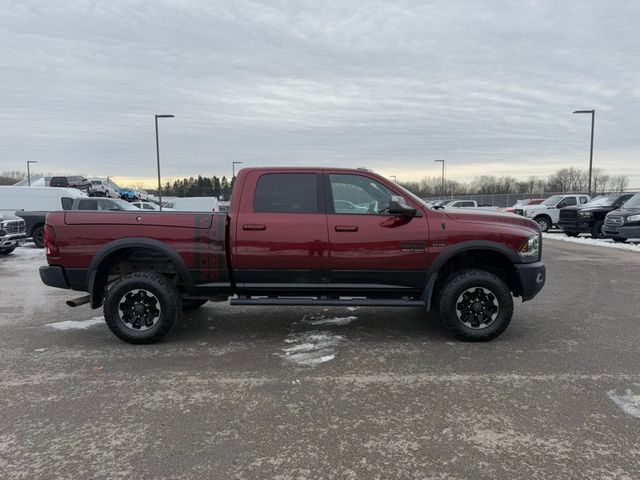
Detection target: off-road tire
<box><xmin>438</xmin><ymin>269</ymin><xmax>514</xmax><ymax>342</ymax></box>
<box><xmin>32</xmin><ymin>225</ymin><xmax>45</xmax><ymax>248</ymax></box>
<box><xmin>534</xmin><ymin>216</ymin><xmax>551</xmax><ymax>232</ymax></box>
<box><xmin>0</xmin><ymin>247</ymin><xmax>16</xmax><ymax>255</ymax></box>
<box><xmin>103</xmin><ymin>272</ymin><xmax>181</xmax><ymax>344</ymax></box>
<box><xmin>591</xmin><ymin>220</ymin><xmax>604</xmax><ymax>239</ymax></box>
<box><xmin>182</xmin><ymin>298</ymin><xmax>208</xmax><ymax>311</ymax></box>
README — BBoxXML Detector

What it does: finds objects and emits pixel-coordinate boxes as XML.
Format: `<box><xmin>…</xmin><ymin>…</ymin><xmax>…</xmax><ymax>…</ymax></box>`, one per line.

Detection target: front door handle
<box><xmin>335</xmin><ymin>225</ymin><xmax>358</xmax><ymax>232</ymax></box>
<box><xmin>243</xmin><ymin>224</ymin><xmax>266</xmax><ymax>231</ymax></box>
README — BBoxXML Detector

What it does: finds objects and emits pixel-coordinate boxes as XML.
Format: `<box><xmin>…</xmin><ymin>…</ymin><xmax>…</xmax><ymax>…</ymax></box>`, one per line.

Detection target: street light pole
<box><xmin>390</xmin><ymin>175</ymin><xmax>397</xmax><ymax>182</ymax></box>
<box><xmin>26</xmin><ymin>161</ymin><xmax>38</xmax><ymax>187</ymax></box>
<box><xmin>572</xmin><ymin>109</ymin><xmax>595</xmax><ymax>197</ymax></box>
<box><xmin>232</xmin><ymin>161</ymin><xmax>243</xmax><ymax>178</ymax></box>
<box><xmin>434</xmin><ymin>160</ymin><xmax>445</xmax><ymax>196</ymax></box>
<box><xmin>155</xmin><ymin>114</ymin><xmax>174</xmax><ymax>211</ymax></box>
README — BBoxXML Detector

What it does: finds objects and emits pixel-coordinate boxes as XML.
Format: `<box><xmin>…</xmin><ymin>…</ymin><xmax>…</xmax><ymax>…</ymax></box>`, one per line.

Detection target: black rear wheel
<box><xmin>32</xmin><ymin>226</ymin><xmax>45</xmax><ymax>248</ymax></box>
<box><xmin>438</xmin><ymin>269</ymin><xmax>514</xmax><ymax>341</ymax></box>
<box><xmin>0</xmin><ymin>247</ymin><xmax>16</xmax><ymax>255</ymax></box>
<box><xmin>104</xmin><ymin>272</ymin><xmax>181</xmax><ymax>344</ymax></box>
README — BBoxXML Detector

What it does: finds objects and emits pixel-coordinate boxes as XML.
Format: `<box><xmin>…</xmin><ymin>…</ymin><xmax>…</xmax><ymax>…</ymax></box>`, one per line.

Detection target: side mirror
<box><xmin>388</xmin><ymin>196</ymin><xmax>417</xmax><ymax>217</ymax></box>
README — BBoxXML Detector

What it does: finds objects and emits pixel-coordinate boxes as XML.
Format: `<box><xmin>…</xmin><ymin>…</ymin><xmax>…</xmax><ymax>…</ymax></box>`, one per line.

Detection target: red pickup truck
<box><xmin>40</xmin><ymin>167</ymin><xmax>545</xmax><ymax>344</ymax></box>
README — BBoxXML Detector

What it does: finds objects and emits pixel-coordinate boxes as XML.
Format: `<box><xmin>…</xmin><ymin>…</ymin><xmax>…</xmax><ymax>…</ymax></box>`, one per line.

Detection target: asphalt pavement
<box><xmin>1</xmin><ymin>238</ymin><xmax>639</xmax><ymax>479</ymax></box>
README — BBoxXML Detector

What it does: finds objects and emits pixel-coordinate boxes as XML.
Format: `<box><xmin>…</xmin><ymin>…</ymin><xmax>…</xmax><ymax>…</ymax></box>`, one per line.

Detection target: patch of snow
<box><xmin>304</xmin><ymin>316</ymin><xmax>357</xmax><ymax>326</ymax></box>
<box><xmin>346</xmin><ymin>306</ymin><xmax>359</xmax><ymax>312</ymax></box>
<box><xmin>543</xmin><ymin>233</ymin><xmax>640</xmax><ymax>252</ymax></box>
<box><xmin>281</xmin><ymin>331</ymin><xmax>345</xmax><ymax>367</ymax></box>
<box><xmin>46</xmin><ymin>317</ymin><xmax>105</xmax><ymax>331</ymax></box>
<box><xmin>34</xmin><ymin>348</ymin><xmax>47</xmax><ymax>352</ymax></box>
<box><xmin>608</xmin><ymin>389</ymin><xmax>640</xmax><ymax>418</ymax></box>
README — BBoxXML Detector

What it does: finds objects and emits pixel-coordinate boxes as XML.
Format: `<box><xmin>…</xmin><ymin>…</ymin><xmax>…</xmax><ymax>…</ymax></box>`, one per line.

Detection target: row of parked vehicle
<box><xmin>46</xmin><ymin>175</ymin><xmax>152</xmax><ymax>202</ymax></box>
<box><xmin>0</xmin><ymin>186</ymin><xmax>221</xmax><ymax>254</ymax></box>
<box><xmin>511</xmin><ymin>192</ymin><xmax>639</xmax><ymax>242</ymax></box>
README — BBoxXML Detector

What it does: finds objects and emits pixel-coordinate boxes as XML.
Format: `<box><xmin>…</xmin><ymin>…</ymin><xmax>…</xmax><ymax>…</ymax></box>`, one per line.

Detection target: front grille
<box><xmin>2</xmin><ymin>220</ymin><xmax>25</xmax><ymax>234</ymax></box>
<box><xmin>559</xmin><ymin>209</ymin><xmax>578</xmax><ymax>221</ymax></box>
<box><xmin>514</xmin><ymin>209</ymin><xmax>524</xmax><ymax>216</ymax></box>
<box><xmin>605</xmin><ymin>215</ymin><xmax>624</xmax><ymax>227</ymax></box>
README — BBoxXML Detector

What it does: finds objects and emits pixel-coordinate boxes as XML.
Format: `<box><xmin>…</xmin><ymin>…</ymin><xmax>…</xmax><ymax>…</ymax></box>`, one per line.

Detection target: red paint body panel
<box><xmin>44</xmin><ymin>167</ymin><xmax>542</xmax><ymax>297</ymax></box>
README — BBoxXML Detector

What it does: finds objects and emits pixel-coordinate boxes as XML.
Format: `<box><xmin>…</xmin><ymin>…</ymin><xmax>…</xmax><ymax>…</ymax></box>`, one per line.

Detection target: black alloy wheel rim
<box><xmin>455</xmin><ymin>287</ymin><xmax>500</xmax><ymax>329</ymax></box>
<box><xmin>117</xmin><ymin>289</ymin><xmax>162</xmax><ymax>331</ymax></box>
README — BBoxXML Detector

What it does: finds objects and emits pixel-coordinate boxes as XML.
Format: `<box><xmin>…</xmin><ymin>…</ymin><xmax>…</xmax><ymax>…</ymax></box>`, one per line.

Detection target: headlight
<box><xmin>578</xmin><ymin>211</ymin><xmax>592</xmax><ymax>217</ymax></box>
<box><xmin>519</xmin><ymin>234</ymin><xmax>540</xmax><ymax>259</ymax></box>
<box><xmin>627</xmin><ymin>214</ymin><xmax>640</xmax><ymax>223</ymax></box>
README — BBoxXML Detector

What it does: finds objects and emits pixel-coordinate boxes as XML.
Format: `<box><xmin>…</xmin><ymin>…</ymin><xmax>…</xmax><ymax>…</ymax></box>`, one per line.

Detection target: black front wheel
<box><xmin>591</xmin><ymin>220</ymin><xmax>604</xmax><ymax>239</ymax></box>
<box><xmin>437</xmin><ymin>269</ymin><xmax>514</xmax><ymax>341</ymax></box>
<box><xmin>104</xmin><ymin>272</ymin><xmax>182</xmax><ymax>344</ymax></box>
<box><xmin>0</xmin><ymin>247</ymin><xmax>16</xmax><ymax>255</ymax></box>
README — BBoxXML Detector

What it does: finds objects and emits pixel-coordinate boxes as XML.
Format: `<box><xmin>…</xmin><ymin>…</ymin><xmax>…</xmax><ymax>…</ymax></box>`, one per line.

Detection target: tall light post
<box><xmin>390</xmin><ymin>175</ymin><xmax>397</xmax><ymax>182</ymax></box>
<box><xmin>573</xmin><ymin>109</ymin><xmax>595</xmax><ymax>197</ymax></box>
<box><xmin>434</xmin><ymin>159</ymin><xmax>445</xmax><ymax>196</ymax></box>
<box><xmin>155</xmin><ymin>114</ymin><xmax>174</xmax><ymax>210</ymax></box>
<box><xmin>232</xmin><ymin>161</ymin><xmax>243</xmax><ymax>178</ymax></box>
<box><xmin>26</xmin><ymin>161</ymin><xmax>38</xmax><ymax>187</ymax></box>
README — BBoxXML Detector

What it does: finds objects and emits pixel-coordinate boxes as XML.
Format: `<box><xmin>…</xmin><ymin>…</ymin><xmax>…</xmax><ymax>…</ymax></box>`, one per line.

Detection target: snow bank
<box><xmin>304</xmin><ymin>316</ymin><xmax>357</xmax><ymax>326</ymax></box>
<box><xmin>543</xmin><ymin>233</ymin><xmax>640</xmax><ymax>252</ymax></box>
<box><xmin>607</xmin><ymin>389</ymin><xmax>640</xmax><ymax>418</ymax></box>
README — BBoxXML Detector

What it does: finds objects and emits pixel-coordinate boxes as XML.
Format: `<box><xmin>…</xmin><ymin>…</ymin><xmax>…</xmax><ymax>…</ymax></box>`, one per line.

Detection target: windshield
<box><xmin>585</xmin><ymin>195</ymin><xmax>618</xmax><ymax>207</ymax></box>
<box><xmin>542</xmin><ymin>195</ymin><xmax>563</xmax><ymax>206</ymax></box>
<box><xmin>623</xmin><ymin>193</ymin><xmax>640</xmax><ymax>208</ymax></box>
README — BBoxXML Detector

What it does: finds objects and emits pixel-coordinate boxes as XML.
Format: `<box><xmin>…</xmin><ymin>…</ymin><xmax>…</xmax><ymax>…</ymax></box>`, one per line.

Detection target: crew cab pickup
<box><xmin>40</xmin><ymin>168</ymin><xmax>546</xmax><ymax>344</ymax></box>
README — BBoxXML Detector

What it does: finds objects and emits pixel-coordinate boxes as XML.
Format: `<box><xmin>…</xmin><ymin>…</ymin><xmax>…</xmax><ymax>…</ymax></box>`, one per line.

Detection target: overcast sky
<box><xmin>1</xmin><ymin>0</ymin><xmax>639</xmax><ymax>187</ymax></box>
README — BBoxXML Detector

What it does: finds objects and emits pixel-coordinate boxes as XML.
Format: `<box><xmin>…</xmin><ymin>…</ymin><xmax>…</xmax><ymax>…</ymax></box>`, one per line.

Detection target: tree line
<box><xmin>400</xmin><ymin>167</ymin><xmax>630</xmax><ymax>198</ymax></box>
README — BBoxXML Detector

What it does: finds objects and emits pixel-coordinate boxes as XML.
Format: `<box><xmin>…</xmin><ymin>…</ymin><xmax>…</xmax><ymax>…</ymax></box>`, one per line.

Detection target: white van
<box><xmin>162</xmin><ymin>197</ymin><xmax>219</xmax><ymax>212</ymax></box>
<box><xmin>0</xmin><ymin>186</ymin><xmax>87</xmax><ymax>212</ymax></box>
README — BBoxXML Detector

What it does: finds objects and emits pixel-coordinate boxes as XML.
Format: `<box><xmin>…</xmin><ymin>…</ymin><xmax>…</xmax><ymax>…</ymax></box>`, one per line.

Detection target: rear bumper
<box><xmin>515</xmin><ymin>261</ymin><xmax>545</xmax><ymax>301</ymax></box>
<box><xmin>602</xmin><ymin>225</ymin><xmax>640</xmax><ymax>240</ymax></box>
<box><xmin>39</xmin><ymin>266</ymin><xmax>88</xmax><ymax>291</ymax></box>
<box><xmin>0</xmin><ymin>233</ymin><xmax>26</xmax><ymax>249</ymax></box>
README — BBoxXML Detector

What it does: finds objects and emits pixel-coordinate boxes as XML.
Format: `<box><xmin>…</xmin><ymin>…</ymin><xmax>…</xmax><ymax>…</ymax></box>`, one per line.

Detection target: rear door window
<box><xmin>254</xmin><ymin>173</ymin><xmax>320</xmax><ymax>213</ymax></box>
<box><xmin>76</xmin><ymin>199</ymin><xmax>97</xmax><ymax>210</ymax></box>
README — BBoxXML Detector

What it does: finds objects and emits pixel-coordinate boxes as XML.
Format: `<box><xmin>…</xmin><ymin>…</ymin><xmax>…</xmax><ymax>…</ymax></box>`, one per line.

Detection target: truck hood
<box><xmin>523</xmin><ymin>204</ymin><xmax>553</xmax><ymax>213</ymax></box>
<box><xmin>443</xmin><ymin>208</ymin><xmax>539</xmax><ymax>232</ymax></box>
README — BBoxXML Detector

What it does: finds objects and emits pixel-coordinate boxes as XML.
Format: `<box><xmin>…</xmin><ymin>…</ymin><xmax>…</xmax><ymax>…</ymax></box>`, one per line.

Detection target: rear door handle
<box><xmin>335</xmin><ymin>225</ymin><xmax>358</xmax><ymax>232</ymax></box>
<box><xmin>242</xmin><ymin>224</ymin><xmax>266</xmax><ymax>231</ymax></box>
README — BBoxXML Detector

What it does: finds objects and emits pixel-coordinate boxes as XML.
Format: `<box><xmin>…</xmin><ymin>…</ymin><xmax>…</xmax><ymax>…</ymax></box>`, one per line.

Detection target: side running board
<box><xmin>230</xmin><ymin>296</ymin><xmax>425</xmax><ymax>307</ymax></box>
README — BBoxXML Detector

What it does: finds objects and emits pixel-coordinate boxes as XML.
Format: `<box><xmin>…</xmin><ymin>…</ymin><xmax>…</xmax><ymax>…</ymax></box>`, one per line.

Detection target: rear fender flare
<box><xmin>88</xmin><ymin>238</ymin><xmax>193</xmax><ymax>308</ymax></box>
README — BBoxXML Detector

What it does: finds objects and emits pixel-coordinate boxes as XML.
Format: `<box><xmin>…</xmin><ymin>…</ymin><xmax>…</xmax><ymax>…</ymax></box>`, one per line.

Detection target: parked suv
<box><xmin>522</xmin><ymin>194</ymin><xmax>591</xmax><ymax>232</ymax></box>
<box><xmin>88</xmin><ymin>178</ymin><xmax>121</xmax><ymax>199</ymax></box>
<box><xmin>50</xmin><ymin>176</ymin><xmax>91</xmax><ymax>193</ymax></box>
<box><xmin>558</xmin><ymin>193</ymin><xmax>635</xmax><ymax>238</ymax></box>
<box><xmin>603</xmin><ymin>192</ymin><xmax>640</xmax><ymax>243</ymax></box>
<box><xmin>0</xmin><ymin>212</ymin><xmax>26</xmax><ymax>255</ymax></box>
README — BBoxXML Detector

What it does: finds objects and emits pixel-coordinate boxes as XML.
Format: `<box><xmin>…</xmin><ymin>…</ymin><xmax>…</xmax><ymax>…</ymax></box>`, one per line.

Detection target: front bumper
<box><xmin>602</xmin><ymin>224</ymin><xmax>640</xmax><ymax>240</ymax></box>
<box><xmin>558</xmin><ymin>219</ymin><xmax>593</xmax><ymax>234</ymax></box>
<box><xmin>0</xmin><ymin>233</ymin><xmax>26</xmax><ymax>249</ymax></box>
<box><xmin>515</xmin><ymin>261</ymin><xmax>546</xmax><ymax>301</ymax></box>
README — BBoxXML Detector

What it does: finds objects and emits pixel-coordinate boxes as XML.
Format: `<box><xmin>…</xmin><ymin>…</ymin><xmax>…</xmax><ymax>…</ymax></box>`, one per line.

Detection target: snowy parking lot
<box><xmin>1</xmin><ymin>239</ymin><xmax>640</xmax><ymax>479</ymax></box>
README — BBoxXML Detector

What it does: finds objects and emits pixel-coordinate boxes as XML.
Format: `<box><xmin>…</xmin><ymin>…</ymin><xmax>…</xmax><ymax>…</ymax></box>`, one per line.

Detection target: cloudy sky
<box><xmin>1</xmin><ymin>0</ymin><xmax>639</xmax><ymax>187</ymax></box>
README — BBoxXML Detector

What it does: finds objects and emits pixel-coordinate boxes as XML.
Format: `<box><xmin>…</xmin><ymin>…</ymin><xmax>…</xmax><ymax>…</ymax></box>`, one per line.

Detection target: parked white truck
<box><xmin>520</xmin><ymin>194</ymin><xmax>590</xmax><ymax>232</ymax></box>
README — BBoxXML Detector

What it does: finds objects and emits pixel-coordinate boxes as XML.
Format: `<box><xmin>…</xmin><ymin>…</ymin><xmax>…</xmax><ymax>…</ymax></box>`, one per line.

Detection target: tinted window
<box><xmin>563</xmin><ymin>197</ymin><xmax>577</xmax><ymax>206</ymax></box>
<box><xmin>254</xmin><ymin>174</ymin><xmax>319</xmax><ymax>213</ymax></box>
<box><xmin>461</xmin><ymin>201</ymin><xmax>475</xmax><ymax>207</ymax></box>
<box><xmin>61</xmin><ymin>197</ymin><xmax>74</xmax><ymax>210</ymax></box>
<box><xmin>50</xmin><ymin>177</ymin><xmax>67</xmax><ymax>187</ymax></box>
<box><xmin>76</xmin><ymin>199</ymin><xmax>97</xmax><ymax>210</ymax></box>
<box><xmin>329</xmin><ymin>174</ymin><xmax>395</xmax><ymax>215</ymax></box>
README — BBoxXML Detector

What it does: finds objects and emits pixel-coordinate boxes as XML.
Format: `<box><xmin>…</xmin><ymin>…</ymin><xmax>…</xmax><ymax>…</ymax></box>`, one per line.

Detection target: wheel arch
<box><xmin>88</xmin><ymin>238</ymin><xmax>194</xmax><ymax>308</ymax></box>
<box><xmin>422</xmin><ymin>241</ymin><xmax>520</xmax><ymax>311</ymax></box>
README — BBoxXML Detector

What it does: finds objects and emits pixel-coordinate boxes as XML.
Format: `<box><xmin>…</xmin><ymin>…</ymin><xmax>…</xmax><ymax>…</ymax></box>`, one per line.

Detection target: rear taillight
<box><xmin>44</xmin><ymin>225</ymin><xmax>60</xmax><ymax>257</ymax></box>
